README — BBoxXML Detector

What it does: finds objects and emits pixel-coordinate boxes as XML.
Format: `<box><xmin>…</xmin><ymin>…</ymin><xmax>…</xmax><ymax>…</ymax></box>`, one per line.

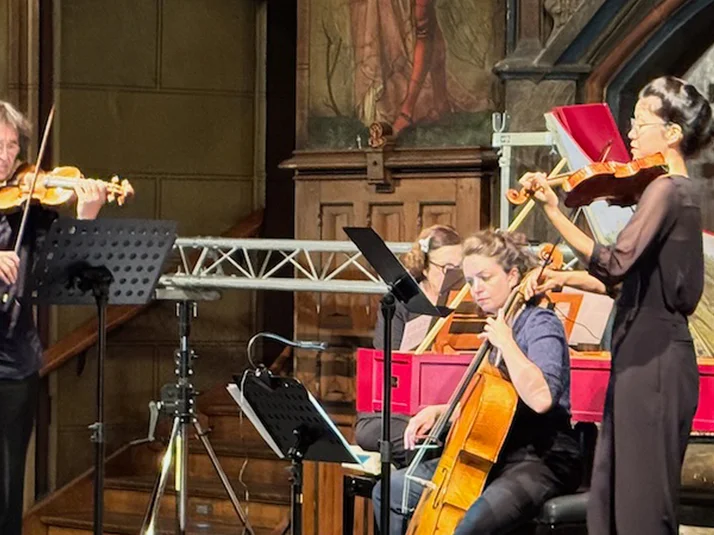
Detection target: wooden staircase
<box><xmin>25</xmin><ymin>383</ymin><xmax>292</xmax><ymax>534</ymax></box>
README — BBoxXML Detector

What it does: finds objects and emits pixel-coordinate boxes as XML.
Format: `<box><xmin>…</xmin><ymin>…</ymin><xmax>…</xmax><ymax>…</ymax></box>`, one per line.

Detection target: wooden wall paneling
<box><xmin>368</xmin><ymin>203</ymin><xmax>405</xmax><ymax>240</ymax></box>
<box><xmin>294</xmin><ymin>181</ymin><xmax>323</xmax><ymax>401</ymax></box>
<box><xmin>419</xmin><ymin>202</ymin><xmax>455</xmax><ymax>229</ymax></box>
<box><xmin>316</xmin><ymin>201</ymin><xmax>364</xmax><ymax>402</ymax></box>
<box><xmin>302</xmin><ymin>459</ymin><xmax>318</xmax><ymax>535</ymax></box>
<box><xmin>318</xmin><ymin>203</ymin><xmax>356</xmax><ymax>337</ymax></box>
<box><xmin>295</xmin><ymin>179</ymin><xmax>322</xmax><ymax>241</ymax></box>
<box><xmin>315</xmin><ymin>415</ymin><xmax>354</xmax><ymax>535</ymax></box>
<box><xmin>401</xmin><ymin>201</ymin><xmax>422</xmax><ymax>240</ymax></box>
<box><xmin>317</xmin><ymin>348</ymin><xmax>354</xmax><ymax>402</ymax></box>
<box><xmin>455</xmin><ymin>177</ymin><xmax>486</xmax><ymax>234</ymax></box>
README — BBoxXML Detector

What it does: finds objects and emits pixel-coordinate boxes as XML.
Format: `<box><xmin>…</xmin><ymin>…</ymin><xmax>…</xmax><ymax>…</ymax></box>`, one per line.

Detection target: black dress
<box><xmin>586</xmin><ymin>175</ymin><xmax>703</xmax><ymax>534</ymax></box>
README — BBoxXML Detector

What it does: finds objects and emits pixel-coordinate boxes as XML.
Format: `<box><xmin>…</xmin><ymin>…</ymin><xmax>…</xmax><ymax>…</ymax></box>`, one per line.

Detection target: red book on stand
<box><xmin>551</xmin><ymin>103</ymin><xmax>630</xmax><ymax>163</ymax></box>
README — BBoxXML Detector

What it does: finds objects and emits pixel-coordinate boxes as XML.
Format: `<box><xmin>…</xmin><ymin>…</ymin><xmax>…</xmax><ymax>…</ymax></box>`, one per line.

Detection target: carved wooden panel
<box><xmin>419</xmin><ymin>202</ymin><xmax>455</xmax><ymax>229</ymax></box>
<box><xmin>368</xmin><ymin>203</ymin><xmax>405</xmax><ymax>239</ymax></box>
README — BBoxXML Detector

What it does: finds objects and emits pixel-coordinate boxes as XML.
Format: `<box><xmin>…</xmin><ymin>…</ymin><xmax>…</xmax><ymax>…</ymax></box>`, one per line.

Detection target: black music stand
<box><xmin>342</xmin><ymin>227</ymin><xmax>452</xmax><ymax>535</ymax></box>
<box><xmin>230</xmin><ymin>368</ymin><xmax>359</xmax><ymax>535</ymax></box>
<box><xmin>32</xmin><ymin>217</ymin><xmax>177</xmax><ymax>535</ymax></box>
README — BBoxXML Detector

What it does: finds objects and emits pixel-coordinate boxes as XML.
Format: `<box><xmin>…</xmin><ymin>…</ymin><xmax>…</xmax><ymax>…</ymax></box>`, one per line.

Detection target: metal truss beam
<box><xmin>158</xmin><ymin>238</ymin><xmax>574</xmax><ymax>294</ymax></box>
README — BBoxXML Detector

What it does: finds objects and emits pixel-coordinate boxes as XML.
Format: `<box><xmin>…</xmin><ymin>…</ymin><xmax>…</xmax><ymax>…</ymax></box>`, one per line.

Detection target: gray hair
<box><xmin>0</xmin><ymin>100</ymin><xmax>31</xmax><ymax>154</ymax></box>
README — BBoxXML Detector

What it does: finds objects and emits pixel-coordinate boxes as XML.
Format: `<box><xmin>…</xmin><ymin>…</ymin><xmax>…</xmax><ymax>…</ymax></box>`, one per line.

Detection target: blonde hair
<box><xmin>402</xmin><ymin>224</ymin><xmax>461</xmax><ymax>280</ymax></box>
<box><xmin>0</xmin><ymin>101</ymin><xmax>31</xmax><ymax>155</ymax></box>
<box><xmin>462</xmin><ymin>229</ymin><xmax>537</xmax><ymax>278</ymax></box>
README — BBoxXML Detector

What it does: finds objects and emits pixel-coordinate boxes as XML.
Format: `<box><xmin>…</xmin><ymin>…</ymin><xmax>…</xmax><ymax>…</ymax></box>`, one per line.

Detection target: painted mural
<box><xmin>308</xmin><ymin>0</ymin><xmax>502</xmax><ymax>148</ymax></box>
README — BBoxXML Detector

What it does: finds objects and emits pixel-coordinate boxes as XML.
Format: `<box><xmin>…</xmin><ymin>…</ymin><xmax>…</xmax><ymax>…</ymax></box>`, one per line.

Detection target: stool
<box><xmin>342</xmin><ymin>475</ymin><xmax>589</xmax><ymax>535</ymax></box>
<box><xmin>533</xmin><ymin>492</ymin><xmax>589</xmax><ymax>534</ymax></box>
<box><xmin>343</xmin><ymin>473</ymin><xmax>379</xmax><ymax>535</ymax></box>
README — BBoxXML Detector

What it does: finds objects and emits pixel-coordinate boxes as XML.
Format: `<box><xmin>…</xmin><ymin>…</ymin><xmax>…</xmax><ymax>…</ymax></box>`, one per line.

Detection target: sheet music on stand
<box><xmin>227</xmin><ymin>370</ymin><xmax>360</xmax><ymax>465</ymax></box>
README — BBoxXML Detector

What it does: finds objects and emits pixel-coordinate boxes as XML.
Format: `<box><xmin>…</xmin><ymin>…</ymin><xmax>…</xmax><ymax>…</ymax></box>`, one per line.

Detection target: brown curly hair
<box><xmin>402</xmin><ymin>224</ymin><xmax>461</xmax><ymax>280</ymax></box>
<box><xmin>462</xmin><ymin>229</ymin><xmax>537</xmax><ymax>278</ymax></box>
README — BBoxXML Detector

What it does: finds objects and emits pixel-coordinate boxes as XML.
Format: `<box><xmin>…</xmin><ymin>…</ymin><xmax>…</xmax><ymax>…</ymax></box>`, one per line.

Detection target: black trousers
<box><xmin>373</xmin><ymin>449</ymin><xmax>581</xmax><ymax>535</ymax></box>
<box><xmin>355</xmin><ymin>412</ymin><xmax>412</xmax><ymax>469</ymax></box>
<box><xmin>587</xmin><ymin>315</ymin><xmax>698</xmax><ymax>535</ymax></box>
<box><xmin>0</xmin><ymin>373</ymin><xmax>39</xmax><ymax>535</ymax></box>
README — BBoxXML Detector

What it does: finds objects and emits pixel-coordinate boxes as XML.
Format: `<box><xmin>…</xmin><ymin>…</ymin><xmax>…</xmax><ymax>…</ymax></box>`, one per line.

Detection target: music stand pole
<box><xmin>379</xmin><ymin>292</ymin><xmax>396</xmax><ymax>534</ymax></box>
<box><xmin>79</xmin><ymin>267</ymin><xmax>113</xmax><ymax>535</ymax></box>
<box><xmin>287</xmin><ymin>426</ymin><xmax>316</xmax><ymax>535</ymax></box>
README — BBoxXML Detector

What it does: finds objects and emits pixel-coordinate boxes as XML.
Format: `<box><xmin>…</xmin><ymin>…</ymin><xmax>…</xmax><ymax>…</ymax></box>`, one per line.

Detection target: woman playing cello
<box><xmin>372</xmin><ymin>229</ymin><xmax>582</xmax><ymax>534</ymax></box>
<box><xmin>520</xmin><ymin>76</ymin><xmax>714</xmax><ymax>534</ymax></box>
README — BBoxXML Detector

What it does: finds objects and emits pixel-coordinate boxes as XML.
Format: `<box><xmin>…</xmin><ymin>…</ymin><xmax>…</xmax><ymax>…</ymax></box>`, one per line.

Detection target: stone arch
<box><xmin>594</xmin><ymin>0</ymin><xmax>714</xmax><ymax>132</ymax></box>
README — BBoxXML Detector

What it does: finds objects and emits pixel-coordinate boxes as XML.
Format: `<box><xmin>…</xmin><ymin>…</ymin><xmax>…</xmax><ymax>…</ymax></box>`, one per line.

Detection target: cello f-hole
<box><xmin>432</xmin><ymin>467</ymin><xmax>449</xmax><ymax>509</ymax></box>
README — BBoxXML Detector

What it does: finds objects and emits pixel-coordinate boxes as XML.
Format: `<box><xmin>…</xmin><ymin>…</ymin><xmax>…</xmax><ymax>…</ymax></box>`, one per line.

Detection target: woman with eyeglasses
<box><xmin>520</xmin><ymin>76</ymin><xmax>714</xmax><ymax>534</ymax></box>
<box><xmin>355</xmin><ymin>224</ymin><xmax>462</xmax><ymax>469</ymax></box>
<box><xmin>372</xmin><ymin>230</ymin><xmax>582</xmax><ymax>535</ymax></box>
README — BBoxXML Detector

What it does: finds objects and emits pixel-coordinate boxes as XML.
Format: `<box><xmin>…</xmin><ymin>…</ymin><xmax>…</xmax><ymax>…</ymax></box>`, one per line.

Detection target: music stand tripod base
<box><xmin>139</xmin><ymin>296</ymin><xmax>256</xmax><ymax>535</ymax></box>
<box><xmin>33</xmin><ymin>217</ymin><xmax>177</xmax><ymax>535</ymax></box>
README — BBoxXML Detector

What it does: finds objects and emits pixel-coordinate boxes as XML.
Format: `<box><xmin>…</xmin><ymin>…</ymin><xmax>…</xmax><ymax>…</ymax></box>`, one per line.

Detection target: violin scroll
<box><xmin>537</xmin><ymin>242</ymin><xmax>563</xmax><ymax>270</ymax></box>
<box><xmin>106</xmin><ymin>176</ymin><xmax>134</xmax><ymax>206</ymax></box>
<box><xmin>505</xmin><ymin>187</ymin><xmax>530</xmax><ymax>206</ymax></box>
<box><xmin>506</xmin><ymin>175</ymin><xmax>569</xmax><ymax>206</ymax></box>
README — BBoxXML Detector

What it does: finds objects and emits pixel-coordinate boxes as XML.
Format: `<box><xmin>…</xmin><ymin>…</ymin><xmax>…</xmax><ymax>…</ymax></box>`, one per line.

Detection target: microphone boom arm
<box><xmin>247</xmin><ymin>332</ymin><xmax>327</xmax><ymax>368</ymax></box>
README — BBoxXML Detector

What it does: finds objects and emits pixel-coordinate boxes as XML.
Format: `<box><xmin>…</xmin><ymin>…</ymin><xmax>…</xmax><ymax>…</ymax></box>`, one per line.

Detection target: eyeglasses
<box><xmin>428</xmin><ymin>261</ymin><xmax>461</xmax><ymax>274</ymax></box>
<box><xmin>629</xmin><ymin>118</ymin><xmax>669</xmax><ymax>134</ymax></box>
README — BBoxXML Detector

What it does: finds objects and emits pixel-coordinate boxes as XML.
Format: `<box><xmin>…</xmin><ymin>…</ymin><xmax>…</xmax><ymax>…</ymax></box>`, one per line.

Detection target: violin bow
<box><xmin>2</xmin><ymin>104</ymin><xmax>56</xmax><ymax>305</ymax></box>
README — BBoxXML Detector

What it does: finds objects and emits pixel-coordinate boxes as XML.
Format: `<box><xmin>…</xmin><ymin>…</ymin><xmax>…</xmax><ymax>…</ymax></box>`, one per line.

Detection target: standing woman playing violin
<box><xmin>0</xmin><ymin>100</ymin><xmax>108</xmax><ymax>535</ymax></box>
<box><xmin>521</xmin><ymin>76</ymin><xmax>714</xmax><ymax>535</ymax></box>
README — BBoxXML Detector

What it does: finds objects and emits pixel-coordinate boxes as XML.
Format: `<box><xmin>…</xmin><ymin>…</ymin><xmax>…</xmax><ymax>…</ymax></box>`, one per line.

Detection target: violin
<box><xmin>0</xmin><ymin>163</ymin><xmax>134</xmax><ymax>212</ymax></box>
<box><xmin>506</xmin><ymin>153</ymin><xmax>668</xmax><ymax>208</ymax></box>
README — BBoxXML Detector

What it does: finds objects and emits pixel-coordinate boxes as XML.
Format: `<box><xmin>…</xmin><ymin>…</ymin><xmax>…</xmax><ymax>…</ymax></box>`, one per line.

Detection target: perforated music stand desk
<box><xmin>32</xmin><ymin>217</ymin><xmax>177</xmax><ymax>535</ymax></box>
<box><xmin>231</xmin><ymin>369</ymin><xmax>358</xmax><ymax>535</ymax></box>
